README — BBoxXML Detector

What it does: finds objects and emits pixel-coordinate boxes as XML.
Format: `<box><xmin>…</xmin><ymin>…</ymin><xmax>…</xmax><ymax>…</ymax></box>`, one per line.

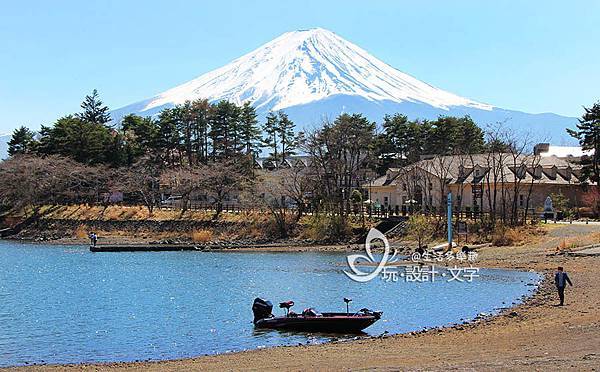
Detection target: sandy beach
<box><xmin>6</xmin><ymin>223</ymin><xmax>600</xmax><ymax>371</ymax></box>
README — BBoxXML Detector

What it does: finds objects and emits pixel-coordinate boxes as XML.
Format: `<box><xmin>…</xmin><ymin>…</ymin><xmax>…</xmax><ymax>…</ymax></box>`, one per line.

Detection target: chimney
<box><xmin>533</xmin><ymin>143</ymin><xmax>550</xmax><ymax>156</ymax></box>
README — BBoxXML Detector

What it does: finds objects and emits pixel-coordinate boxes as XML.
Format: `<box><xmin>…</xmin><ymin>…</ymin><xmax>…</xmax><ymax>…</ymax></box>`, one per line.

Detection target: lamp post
<box><xmin>447</xmin><ymin>192</ymin><xmax>453</xmax><ymax>251</ymax></box>
<box><xmin>368</xmin><ymin>178</ymin><xmax>373</xmax><ymax>217</ymax></box>
<box><xmin>341</xmin><ymin>187</ymin><xmax>346</xmax><ymax>216</ymax></box>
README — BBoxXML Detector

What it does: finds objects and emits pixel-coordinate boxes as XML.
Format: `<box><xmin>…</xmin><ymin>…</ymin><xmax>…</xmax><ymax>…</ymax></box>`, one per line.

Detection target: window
<box><xmin>519</xmin><ymin>194</ymin><xmax>525</xmax><ymax>208</ymax></box>
<box><xmin>384</xmin><ymin>196</ymin><xmax>389</xmax><ymax>205</ymax></box>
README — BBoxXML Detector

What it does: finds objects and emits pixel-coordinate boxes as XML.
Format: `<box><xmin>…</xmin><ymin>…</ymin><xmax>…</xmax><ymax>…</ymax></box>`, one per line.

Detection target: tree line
<box><xmin>3</xmin><ymin>89</ymin><xmax>599</xmax><ymax>238</ymax></box>
<box><xmin>7</xmin><ymin>90</ymin><xmax>300</xmax><ymax>167</ymax></box>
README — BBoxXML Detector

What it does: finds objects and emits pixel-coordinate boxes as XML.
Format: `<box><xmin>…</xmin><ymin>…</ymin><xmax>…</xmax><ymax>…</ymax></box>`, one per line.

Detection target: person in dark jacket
<box><xmin>89</xmin><ymin>232</ymin><xmax>98</xmax><ymax>247</ymax></box>
<box><xmin>554</xmin><ymin>266</ymin><xmax>573</xmax><ymax>306</ymax></box>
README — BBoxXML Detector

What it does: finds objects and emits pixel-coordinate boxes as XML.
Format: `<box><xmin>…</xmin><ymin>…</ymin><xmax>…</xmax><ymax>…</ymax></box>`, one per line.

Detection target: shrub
<box><xmin>73</xmin><ymin>224</ymin><xmax>89</xmax><ymax>239</ymax></box>
<box><xmin>556</xmin><ymin>238</ymin><xmax>577</xmax><ymax>253</ymax></box>
<box><xmin>491</xmin><ymin>224</ymin><xmax>544</xmax><ymax>247</ymax></box>
<box><xmin>191</xmin><ymin>229</ymin><xmax>213</xmax><ymax>242</ymax></box>
<box><xmin>303</xmin><ymin>214</ymin><xmax>351</xmax><ymax>242</ymax></box>
<box><xmin>491</xmin><ymin>226</ymin><xmax>518</xmax><ymax>246</ymax></box>
<box><xmin>406</xmin><ymin>214</ymin><xmax>435</xmax><ymax>248</ymax></box>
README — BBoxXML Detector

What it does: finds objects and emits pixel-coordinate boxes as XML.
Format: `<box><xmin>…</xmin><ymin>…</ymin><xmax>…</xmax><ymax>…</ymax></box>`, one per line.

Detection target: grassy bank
<box><xmin>1</xmin><ymin>204</ymin><xmax>377</xmax><ymax>245</ymax></box>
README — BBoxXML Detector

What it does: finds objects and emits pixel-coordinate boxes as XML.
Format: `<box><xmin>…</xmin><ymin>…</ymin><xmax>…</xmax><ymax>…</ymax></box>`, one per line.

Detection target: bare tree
<box><xmin>521</xmin><ymin>153</ymin><xmax>543</xmax><ymax>224</ymax></box>
<box><xmin>203</xmin><ymin>160</ymin><xmax>253</xmax><ymax>220</ymax></box>
<box><xmin>505</xmin><ymin>131</ymin><xmax>536</xmax><ymax>225</ymax></box>
<box><xmin>425</xmin><ymin>155</ymin><xmax>455</xmax><ymax>214</ymax></box>
<box><xmin>162</xmin><ymin>165</ymin><xmax>207</xmax><ymax>214</ymax></box>
<box><xmin>118</xmin><ymin>157</ymin><xmax>162</xmax><ymax>216</ymax></box>
<box><xmin>0</xmin><ymin>154</ymin><xmax>108</xmax><ymax>214</ymax></box>
<box><xmin>302</xmin><ymin>115</ymin><xmax>375</xmax><ymax>218</ymax></box>
<box><xmin>482</xmin><ymin>126</ymin><xmax>513</xmax><ymax>227</ymax></box>
<box><xmin>253</xmin><ymin>175</ymin><xmax>293</xmax><ymax>238</ymax></box>
<box><xmin>274</xmin><ymin>166</ymin><xmax>313</xmax><ymax>221</ymax></box>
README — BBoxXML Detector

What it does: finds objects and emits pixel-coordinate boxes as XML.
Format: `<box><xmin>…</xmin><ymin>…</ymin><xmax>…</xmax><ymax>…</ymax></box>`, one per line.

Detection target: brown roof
<box><xmin>365</xmin><ymin>153</ymin><xmax>585</xmax><ymax>188</ymax></box>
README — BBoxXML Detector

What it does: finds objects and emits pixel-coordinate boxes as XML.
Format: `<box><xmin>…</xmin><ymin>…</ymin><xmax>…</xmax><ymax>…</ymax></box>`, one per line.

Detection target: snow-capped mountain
<box><xmin>112</xmin><ymin>28</ymin><xmax>576</xmax><ymax>142</ymax></box>
<box><xmin>0</xmin><ymin>134</ymin><xmax>10</xmax><ymax>160</ymax></box>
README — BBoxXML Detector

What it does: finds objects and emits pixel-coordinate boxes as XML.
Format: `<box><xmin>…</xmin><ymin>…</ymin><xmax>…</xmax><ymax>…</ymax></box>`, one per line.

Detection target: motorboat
<box><xmin>252</xmin><ymin>297</ymin><xmax>381</xmax><ymax>333</ymax></box>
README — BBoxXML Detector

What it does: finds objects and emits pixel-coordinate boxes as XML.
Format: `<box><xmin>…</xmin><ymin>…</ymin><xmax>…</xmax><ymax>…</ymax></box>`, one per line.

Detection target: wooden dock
<box><xmin>88</xmin><ymin>242</ymin><xmax>308</xmax><ymax>252</ymax></box>
<box><xmin>89</xmin><ymin>244</ymin><xmax>202</xmax><ymax>252</ymax></box>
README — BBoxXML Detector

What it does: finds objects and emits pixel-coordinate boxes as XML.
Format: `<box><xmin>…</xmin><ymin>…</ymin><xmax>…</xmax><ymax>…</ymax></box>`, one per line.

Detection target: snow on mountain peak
<box><xmin>139</xmin><ymin>28</ymin><xmax>493</xmax><ymax>113</ymax></box>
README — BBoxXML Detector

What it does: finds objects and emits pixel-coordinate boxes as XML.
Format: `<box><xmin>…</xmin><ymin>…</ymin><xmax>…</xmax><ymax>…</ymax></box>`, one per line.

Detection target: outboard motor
<box><xmin>252</xmin><ymin>298</ymin><xmax>273</xmax><ymax>324</ymax></box>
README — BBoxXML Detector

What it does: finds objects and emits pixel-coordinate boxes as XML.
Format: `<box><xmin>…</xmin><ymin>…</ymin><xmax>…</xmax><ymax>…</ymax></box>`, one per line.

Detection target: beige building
<box><xmin>364</xmin><ymin>152</ymin><xmax>589</xmax><ymax>216</ymax></box>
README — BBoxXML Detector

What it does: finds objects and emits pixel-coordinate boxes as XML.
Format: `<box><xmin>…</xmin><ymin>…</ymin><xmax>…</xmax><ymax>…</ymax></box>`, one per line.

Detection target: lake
<box><xmin>0</xmin><ymin>241</ymin><xmax>540</xmax><ymax>367</ymax></box>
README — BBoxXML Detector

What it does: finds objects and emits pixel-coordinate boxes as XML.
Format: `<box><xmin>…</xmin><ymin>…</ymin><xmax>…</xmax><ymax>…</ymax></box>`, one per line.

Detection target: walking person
<box><xmin>554</xmin><ymin>266</ymin><xmax>573</xmax><ymax>306</ymax></box>
<box><xmin>89</xmin><ymin>232</ymin><xmax>98</xmax><ymax>247</ymax></box>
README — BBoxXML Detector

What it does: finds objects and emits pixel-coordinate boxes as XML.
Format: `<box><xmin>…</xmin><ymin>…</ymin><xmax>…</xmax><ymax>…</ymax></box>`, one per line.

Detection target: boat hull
<box><xmin>254</xmin><ymin>312</ymin><xmax>379</xmax><ymax>333</ymax></box>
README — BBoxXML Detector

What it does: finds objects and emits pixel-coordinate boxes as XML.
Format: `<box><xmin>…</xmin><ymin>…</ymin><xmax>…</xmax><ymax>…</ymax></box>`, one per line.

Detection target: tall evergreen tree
<box><xmin>36</xmin><ymin>115</ymin><xmax>112</xmax><ymax>164</ymax></box>
<box><xmin>427</xmin><ymin>116</ymin><xmax>460</xmax><ymax>155</ymax></box>
<box><xmin>157</xmin><ymin>108</ymin><xmax>181</xmax><ymax>165</ymax></box>
<box><xmin>381</xmin><ymin>114</ymin><xmax>428</xmax><ymax>165</ymax></box>
<box><xmin>277</xmin><ymin>111</ymin><xmax>296</xmax><ymax>161</ymax></box>
<box><xmin>209</xmin><ymin>101</ymin><xmax>240</xmax><ymax>159</ymax></box>
<box><xmin>454</xmin><ymin>116</ymin><xmax>485</xmax><ymax>154</ymax></box>
<box><xmin>568</xmin><ymin>101</ymin><xmax>600</xmax><ymax>183</ymax></box>
<box><xmin>190</xmin><ymin>99</ymin><xmax>211</xmax><ymax>163</ymax></box>
<box><xmin>174</xmin><ymin>103</ymin><xmax>195</xmax><ymax>165</ymax></box>
<box><xmin>239</xmin><ymin>102</ymin><xmax>261</xmax><ymax>156</ymax></box>
<box><xmin>121</xmin><ymin>114</ymin><xmax>159</xmax><ymax>153</ymax></box>
<box><xmin>8</xmin><ymin>126</ymin><xmax>36</xmax><ymax>156</ymax></box>
<box><xmin>77</xmin><ymin>89</ymin><xmax>111</xmax><ymax>126</ymax></box>
<box><xmin>262</xmin><ymin>112</ymin><xmax>279</xmax><ymax>160</ymax></box>
<box><xmin>426</xmin><ymin>116</ymin><xmax>484</xmax><ymax>155</ymax></box>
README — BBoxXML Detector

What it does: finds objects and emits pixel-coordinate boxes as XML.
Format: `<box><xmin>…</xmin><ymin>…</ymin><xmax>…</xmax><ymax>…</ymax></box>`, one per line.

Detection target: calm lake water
<box><xmin>0</xmin><ymin>241</ymin><xmax>540</xmax><ymax>367</ymax></box>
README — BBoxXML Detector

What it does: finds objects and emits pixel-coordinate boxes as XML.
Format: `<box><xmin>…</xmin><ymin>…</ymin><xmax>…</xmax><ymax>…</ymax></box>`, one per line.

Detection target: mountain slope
<box><xmin>112</xmin><ymin>28</ymin><xmax>576</xmax><ymax>143</ymax></box>
<box><xmin>0</xmin><ymin>134</ymin><xmax>10</xmax><ymax>160</ymax></box>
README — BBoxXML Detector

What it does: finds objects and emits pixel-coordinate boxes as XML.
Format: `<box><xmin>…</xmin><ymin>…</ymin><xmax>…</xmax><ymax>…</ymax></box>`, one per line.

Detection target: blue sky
<box><xmin>0</xmin><ymin>0</ymin><xmax>598</xmax><ymax>133</ymax></box>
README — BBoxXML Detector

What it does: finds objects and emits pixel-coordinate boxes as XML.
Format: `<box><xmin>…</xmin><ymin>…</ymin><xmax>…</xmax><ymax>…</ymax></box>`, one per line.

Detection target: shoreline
<box><xmin>4</xmin><ymin>278</ymin><xmax>544</xmax><ymax>370</ymax></box>
<box><xmin>4</xmin><ymin>223</ymin><xmax>600</xmax><ymax>371</ymax></box>
<box><xmin>0</xmin><ymin>237</ymin><xmax>368</xmax><ymax>253</ymax></box>
<box><xmin>2</xmin><ymin>262</ymin><xmax>544</xmax><ymax>371</ymax></box>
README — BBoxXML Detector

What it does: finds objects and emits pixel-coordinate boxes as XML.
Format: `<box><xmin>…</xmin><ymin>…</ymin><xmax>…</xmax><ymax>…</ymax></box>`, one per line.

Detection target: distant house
<box><xmin>533</xmin><ymin>143</ymin><xmax>594</xmax><ymax>159</ymax></box>
<box><xmin>363</xmin><ymin>150</ymin><xmax>590</xmax><ymax>215</ymax></box>
<box><xmin>253</xmin><ymin>156</ymin><xmax>312</xmax><ymax>171</ymax></box>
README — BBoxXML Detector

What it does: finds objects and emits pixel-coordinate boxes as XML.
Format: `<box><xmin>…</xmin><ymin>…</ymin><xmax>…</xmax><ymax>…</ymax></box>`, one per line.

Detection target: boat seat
<box><xmin>302</xmin><ymin>308</ymin><xmax>322</xmax><ymax>317</ymax></box>
<box><xmin>279</xmin><ymin>301</ymin><xmax>294</xmax><ymax>309</ymax></box>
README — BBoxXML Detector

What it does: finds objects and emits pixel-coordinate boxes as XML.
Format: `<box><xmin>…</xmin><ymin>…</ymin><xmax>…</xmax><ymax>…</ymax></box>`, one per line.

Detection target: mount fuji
<box><xmin>112</xmin><ymin>28</ymin><xmax>576</xmax><ymax>143</ymax></box>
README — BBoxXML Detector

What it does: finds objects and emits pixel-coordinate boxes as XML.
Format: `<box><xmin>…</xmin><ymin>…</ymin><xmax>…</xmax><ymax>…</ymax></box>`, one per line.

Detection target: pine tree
<box><xmin>277</xmin><ymin>111</ymin><xmax>296</xmax><ymax>161</ymax></box>
<box><xmin>239</xmin><ymin>102</ymin><xmax>261</xmax><ymax>156</ymax></box>
<box><xmin>8</xmin><ymin>126</ymin><xmax>36</xmax><ymax>156</ymax></box>
<box><xmin>455</xmin><ymin>116</ymin><xmax>485</xmax><ymax>154</ymax></box>
<box><xmin>121</xmin><ymin>114</ymin><xmax>159</xmax><ymax>153</ymax></box>
<box><xmin>174</xmin><ymin>103</ymin><xmax>194</xmax><ymax>165</ymax></box>
<box><xmin>380</xmin><ymin>115</ymin><xmax>430</xmax><ymax>166</ymax></box>
<box><xmin>209</xmin><ymin>101</ymin><xmax>239</xmax><ymax>159</ymax></box>
<box><xmin>568</xmin><ymin>101</ymin><xmax>600</xmax><ymax>183</ymax></box>
<box><xmin>157</xmin><ymin>108</ymin><xmax>182</xmax><ymax>165</ymax></box>
<box><xmin>262</xmin><ymin>112</ymin><xmax>279</xmax><ymax>160</ymax></box>
<box><xmin>77</xmin><ymin>89</ymin><xmax>111</xmax><ymax>126</ymax></box>
<box><xmin>189</xmin><ymin>99</ymin><xmax>211</xmax><ymax>163</ymax></box>
<box><xmin>35</xmin><ymin>115</ymin><xmax>112</xmax><ymax>164</ymax></box>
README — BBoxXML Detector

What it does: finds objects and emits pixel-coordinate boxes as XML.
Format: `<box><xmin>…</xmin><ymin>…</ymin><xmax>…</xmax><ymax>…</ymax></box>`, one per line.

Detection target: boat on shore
<box><xmin>252</xmin><ymin>298</ymin><xmax>381</xmax><ymax>333</ymax></box>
